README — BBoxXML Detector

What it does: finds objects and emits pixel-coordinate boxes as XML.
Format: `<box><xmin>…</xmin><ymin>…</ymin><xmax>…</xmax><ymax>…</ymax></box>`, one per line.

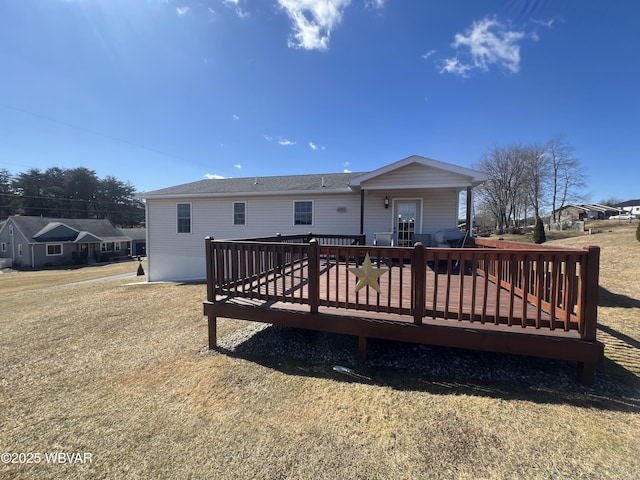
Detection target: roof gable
<box><xmin>349</xmin><ymin>155</ymin><xmax>487</xmax><ymax>188</ymax></box>
<box><xmin>75</xmin><ymin>231</ymin><xmax>103</xmax><ymax>243</ymax></box>
<box><xmin>33</xmin><ymin>222</ymin><xmax>80</xmax><ymax>242</ymax></box>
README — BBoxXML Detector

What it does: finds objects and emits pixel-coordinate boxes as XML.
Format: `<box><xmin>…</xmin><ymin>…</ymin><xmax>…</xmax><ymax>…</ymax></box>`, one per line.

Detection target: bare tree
<box><xmin>547</xmin><ymin>135</ymin><xmax>587</xmax><ymax>223</ymax></box>
<box><xmin>522</xmin><ymin>143</ymin><xmax>549</xmax><ymax>221</ymax></box>
<box><xmin>475</xmin><ymin>145</ymin><xmax>528</xmax><ymax>233</ymax></box>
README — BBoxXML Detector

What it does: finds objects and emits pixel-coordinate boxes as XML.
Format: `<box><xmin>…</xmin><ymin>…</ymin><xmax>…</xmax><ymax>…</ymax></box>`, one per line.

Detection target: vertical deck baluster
<box><xmin>431</xmin><ymin>251</ymin><xmax>439</xmax><ymax>319</ymax></box>
<box><xmin>563</xmin><ymin>255</ymin><xmax>576</xmax><ymax>331</ymax></box>
<box><xmin>520</xmin><ymin>254</ymin><xmax>530</xmax><ymax>327</ymax></box>
<box><xmin>549</xmin><ymin>255</ymin><xmax>560</xmax><ymax>330</ymax></box>
<box><xmin>507</xmin><ymin>253</ymin><xmax>516</xmax><ymax>326</ymax></box>
<box><xmin>470</xmin><ymin>250</ymin><xmax>478</xmax><ymax>322</ymax></box>
<box><xmin>457</xmin><ymin>250</ymin><xmax>465</xmax><ymax>321</ymax></box>
<box><xmin>444</xmin><ymin>252</ymin><xmax>452</xmax><ymax>319</ymax></box>
<box><xmin>494</xmin><ymin>253</ymin><xmax>502</xmax><ymax>325</ymax></box>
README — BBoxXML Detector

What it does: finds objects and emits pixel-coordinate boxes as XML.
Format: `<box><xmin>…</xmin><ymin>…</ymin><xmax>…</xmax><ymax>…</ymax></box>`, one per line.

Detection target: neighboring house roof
<box><xmin>5</xmin><ymin>216</ymin><xmax>131</xmax><ymax>244</ymax></box>
<box><xmin>617</xmin><ymin>199</ymin><xmax>640</xmax><ymax>208</ymax></box>
<box><xmin>119</xmin><ymin>228</ymin><xmax>146</xmax><ymax>241</ymax></box>
<box><xmin>138</xmin><ymin>155</ymin><xmax>487</xmax><ymax>199</ymax></box>
<box><xmin>557</xmin><ymin>203</ymin><xmax>620</xmax><ymax>214</ymax></box>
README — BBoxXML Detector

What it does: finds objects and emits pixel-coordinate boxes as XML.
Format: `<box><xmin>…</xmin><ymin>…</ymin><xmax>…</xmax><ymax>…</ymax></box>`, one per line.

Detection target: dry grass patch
<box><xmin>1</xmin><ymin>231</ymin><xmax>639</xmax><ymax>479</ymax></box>
<box><xmin>0</xmin><ymin>259</ymin><xmax>145</xmax><ymax>293</ymax></box>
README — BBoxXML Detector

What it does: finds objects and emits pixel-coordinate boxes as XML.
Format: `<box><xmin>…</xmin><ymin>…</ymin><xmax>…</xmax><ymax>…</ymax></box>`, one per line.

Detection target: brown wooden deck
<box><xmin>203</xmin><ymin>234</ymin><xmax>604</xmax><ymax>384</ymax></box>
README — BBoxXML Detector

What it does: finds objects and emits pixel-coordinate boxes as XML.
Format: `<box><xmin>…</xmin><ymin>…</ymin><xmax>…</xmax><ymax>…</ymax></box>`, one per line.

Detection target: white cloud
<box><xmin>222</xmin><ymin>0</ymin><xmax>249</xmax><ymax>18</ymax></box>
<box><xmin>343</xmin><ymin>161</ymin><xmax>351</xmax><ymax>172</ymax></box>
<box><xmin>232</xmin><ymin>114</ymin><xmax>239</xmax><ymax>120</ymax></box>
<box><xmin>204</xmin><ymin>173</ymin><xmax>225</xmax><ymax>179</ymax></box>
<box><xmin>531</xmin><ymin>18</ymin><xmax>555</xmax><ymax>29</ymax></box>
<box><xmin>309</xmin><ymin>142</ymin><xmax>317</xmax><ymax>150</ymax></box>
<box><xmin>441</xmin><ymin>17</ymin><xmax>525</xmax><ymax>76</ymax></box>
<box><xmin>278</xmin><ymin>0</ymin><xmax>352</xmax><ymax>51</ymax></box>
<box><xmin>176</xmin><ymin>6</ymin><xmax>189</xmax><ymax>16</ymax></box>
<box><xmin>278</xmin><ymin>138</ymin><xmax>296</xmax><ymax>146</ymax></box>
<box><xmin>234</xmin><ymin>164</ymin><xmax>242</xmax><ymax>169</ymax></box>
<box><xmin>421</xmin><ymin>49</ymin><xmax>435</xmax><ymax>60</ymax></box>
<box><xmin>365</xmin><ymin>0</ymin><xmax>385</xmax><ymax>9</ymax></box>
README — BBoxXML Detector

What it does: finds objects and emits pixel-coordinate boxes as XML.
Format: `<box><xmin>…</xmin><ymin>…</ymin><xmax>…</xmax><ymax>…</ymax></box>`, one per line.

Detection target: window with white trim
<box><xmin>0</xmin><ymin>242</ymin><xmax>6</xmax><ymax>252</ymax></box>
<box><xmin>18</xmin><ymin>244</ymin><xmax>23</xmax><ymax>256</ymax></box>
<box><xmin>294</xmin><ymin>200</ymin><xmax>313</xmax><ymax>226</ymax></box>
<box><xmin>177</xmin><ymin>203</ymin><xmax>191</xmax><ymax>233</ymax></box>
<box><xmin>233</xmin><ymin>202</ymin><xmax>246</xmax><ymax>226</ymax></box>
<box><xmin>114</xmin><ymin>242</ymin><xmax>121</xmax><ymax>251</ymax></box>
<box><xmin>47</xmin><ymin>244</ymin><xmax>63</xmax><ymax>256</ymax></box>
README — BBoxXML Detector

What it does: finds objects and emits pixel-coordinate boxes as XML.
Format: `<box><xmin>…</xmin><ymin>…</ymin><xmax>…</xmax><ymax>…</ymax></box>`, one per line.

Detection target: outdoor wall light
<box><xmin>384</xmin><ymin>196</ymin><xmax>389</xmax><ymax>209</ymax></box>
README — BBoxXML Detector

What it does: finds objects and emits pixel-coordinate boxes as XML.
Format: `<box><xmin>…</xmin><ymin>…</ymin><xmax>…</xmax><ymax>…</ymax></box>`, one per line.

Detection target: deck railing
<box><xmin>205</xmin><ymin>235</ymin><xmax>599</xmax><ymax>340</ymax></box>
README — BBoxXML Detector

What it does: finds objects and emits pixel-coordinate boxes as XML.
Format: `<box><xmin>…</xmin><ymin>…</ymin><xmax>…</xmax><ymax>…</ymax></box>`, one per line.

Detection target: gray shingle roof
<box><xmin>140</xmin><ymin>172</ymin><xmax>366</xmax><ymax>198</ymax></box>
<box><xmin>8</xmin><ymin>216</ymin><xmax>129</xmax><ymax>243</ymax></box>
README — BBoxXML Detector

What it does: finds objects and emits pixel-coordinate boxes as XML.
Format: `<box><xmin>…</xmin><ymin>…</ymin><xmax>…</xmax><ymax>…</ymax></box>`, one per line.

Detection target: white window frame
<box><xmin>0</xmin><ymin>242</ymin><xmax>6</xmax><ymax>252</ymax></box>
<box><xmin>233</xmin><ymin>201</ymin><xmax>247</xmax><ymax>226</ymax></box>
<box><xmin>18</xmin><ymin>244</ymin><xmax>23</xmax><ymax>257</ymax></box>
<box><xmin>46</xmin><ymin>244</ymin><xmax>63</xmax><ymax>256</ymax></box>
<box><xmin>177</xmin><ymin>202</ymin><xmax>192</xmax><ymax>234</ymax></box>
<box><xmin>293</xmin><ymin>200</ymin><xmax>314</xmax><ymax>226</ymax></box>
<box><xmin>114</xmin><ymin>241</ymin><xmax>121</xmax><ymax>251</ymax></box>
<box><xmin>101</xmin><ymin>242</ymin><xmax>113</xmax><ymax>252</ymax></box>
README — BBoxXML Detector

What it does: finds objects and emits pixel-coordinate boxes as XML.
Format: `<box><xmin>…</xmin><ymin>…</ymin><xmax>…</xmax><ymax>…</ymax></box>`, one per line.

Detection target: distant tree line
<box><xmin>473</xmin><ymin>135</ymin><xmax>588</xmax><ymax>234</ymax></box>
<box><xmin>0</xmin><ymin>167</ymin><xmax>145</xmax><ymax>227</ymax></box>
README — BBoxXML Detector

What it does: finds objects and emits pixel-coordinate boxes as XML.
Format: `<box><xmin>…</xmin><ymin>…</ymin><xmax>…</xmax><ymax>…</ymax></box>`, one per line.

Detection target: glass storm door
<box><xmin>396</xmin><ymin>201</ymin><xmax>418</xmax><ymax>247</ymax></box>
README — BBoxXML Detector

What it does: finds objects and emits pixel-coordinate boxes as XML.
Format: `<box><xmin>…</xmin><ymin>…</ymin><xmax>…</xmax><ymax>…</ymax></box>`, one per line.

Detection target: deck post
<box><xmin>413</xmin><ymin>242</ymin><xmax>426</xmax><ymax>325</ymax></box>
<box><xmin>582</xmin><ymin>246</ymin><xmax>600</xmax><ymax>342</ymax></box>
<box><xmin>358</xmin><ymin>335</ymin><xmax>367</xmax><ymax>362</ymax></box>
<box><xmin>577</xmin><ymin>246</ymin><xmax>601</xmax><ymax>384</ymax></box>
<box><xmin>205</xmin><ymin>237</ymin><xmax>214</xmax><ymax>302</ymax></box>
<box><xmin>308</xmin><ymin>239</ymin><xmax>319</xmax><ymax>314</ymax></box>
<box><xmin>208</xmin><ymin>315</ymin><xmax>217</xmax><ymax>349</ymax></box>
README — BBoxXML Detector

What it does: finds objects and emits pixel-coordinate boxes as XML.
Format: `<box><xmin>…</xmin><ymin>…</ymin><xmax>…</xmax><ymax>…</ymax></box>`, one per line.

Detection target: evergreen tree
<box><xmin>533</xmin><ymin>216</ymin><xmax>546</xmax><ymax>244</ymax></box>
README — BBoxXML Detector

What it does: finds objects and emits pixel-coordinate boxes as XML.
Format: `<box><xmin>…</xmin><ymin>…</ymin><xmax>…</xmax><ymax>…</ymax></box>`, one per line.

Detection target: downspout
<box><xmin>359</xmin><ymin>189</ymin><xmax>364</xmax><ymax>236</ymax></box>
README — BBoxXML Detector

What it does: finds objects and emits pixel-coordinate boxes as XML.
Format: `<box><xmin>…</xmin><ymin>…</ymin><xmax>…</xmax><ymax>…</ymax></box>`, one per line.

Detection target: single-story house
<box><xmin>120</xmin><ymin>228</ymin><xmax>147</xmax><ymax>257</ymax></box>
<box><xmin>617</xmin><ymin>199</ymin><xmax>640</xmax><ymax>216</ymax></box>
<box><xmin>554</xmin><ymin>203</ymin><xmax>621</xmax><ymax>222</ymax></box>
<box><xmin>0</xmin><ymin>216</ymin><xmax>132</xmax><ymax>269</ymax></box>
<box><xmin>139</xmin><ymin>155</ymin><xmax>487</xmax><ymax>282</ymax></box>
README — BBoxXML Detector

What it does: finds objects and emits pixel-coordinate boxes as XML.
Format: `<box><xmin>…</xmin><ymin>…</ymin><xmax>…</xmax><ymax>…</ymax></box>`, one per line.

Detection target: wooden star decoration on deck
<box><xmin>348</xmin><ymin>254</ymin><xmax>388</xmax><ymax>293</ymax></box>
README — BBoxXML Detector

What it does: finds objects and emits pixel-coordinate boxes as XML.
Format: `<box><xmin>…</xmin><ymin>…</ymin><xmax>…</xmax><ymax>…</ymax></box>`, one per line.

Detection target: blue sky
<box><xmin>0</xmin><ymin>0</ymin><xmax>638</xmax><ymax>204</ymax></box>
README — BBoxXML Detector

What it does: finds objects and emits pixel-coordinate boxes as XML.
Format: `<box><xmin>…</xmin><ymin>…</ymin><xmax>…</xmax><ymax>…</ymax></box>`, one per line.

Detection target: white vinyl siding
<box><xmin>361</xmin><ymin>163</ymin><xmax>471</xmax><ymax>190</ymax></box>
<box><xmin>362</xmin><ymin>188</ymin><xmax>460</xmax><ymax>245</ymax></box>
<box><xmin>145</xmin><ymin>194</ymin><xmax>362</xmax><ymax>281</ymax></box>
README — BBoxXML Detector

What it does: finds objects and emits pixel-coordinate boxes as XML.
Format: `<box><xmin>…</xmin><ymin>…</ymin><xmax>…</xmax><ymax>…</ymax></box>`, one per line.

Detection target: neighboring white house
<box><xmin>138</xmin><ymin>155</ymin><xmax>487</xmax><ymax>282</ymax></box>
<box><xmin>617</xmin><ymin>199</ymin><xmax>640</xmax><ymax>216</ymax></box>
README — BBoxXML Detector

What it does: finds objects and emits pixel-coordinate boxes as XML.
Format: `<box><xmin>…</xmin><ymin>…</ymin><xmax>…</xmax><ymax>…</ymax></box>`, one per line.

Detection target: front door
<box><xmin>395</xmin><ymin>201</ymin><xmax>419</xmax><ymax>247</ymax></box>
